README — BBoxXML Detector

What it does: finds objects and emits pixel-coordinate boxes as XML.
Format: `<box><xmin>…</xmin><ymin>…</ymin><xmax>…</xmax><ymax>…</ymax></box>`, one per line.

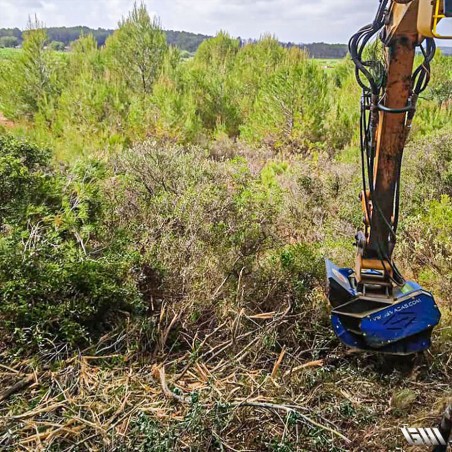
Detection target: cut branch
<box><xmin>0</xmin><ymin>374</ymin><xmax>35</xmax><ymax>404</ymax></box>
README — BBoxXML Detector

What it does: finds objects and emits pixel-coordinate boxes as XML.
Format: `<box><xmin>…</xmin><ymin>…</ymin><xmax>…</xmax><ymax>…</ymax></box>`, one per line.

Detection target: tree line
<box><xmin>0</xmin><ymin>24</ymin><xmax>351</xmax><ymax>58</ymax></box>
<box><xmin>0</xmin><ymin>4</ymin><xmax>450</xmax><ymax>160</ymax></box>
<box><xmin>0</xmin><ymin>25</ymin><xmax>210</xmax><ymax>51</ymax></box>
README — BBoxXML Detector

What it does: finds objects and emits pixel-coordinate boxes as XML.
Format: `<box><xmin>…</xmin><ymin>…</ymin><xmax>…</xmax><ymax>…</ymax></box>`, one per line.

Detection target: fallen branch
<box><xmin>283</xmin><ymin>360</ymin><xmax>324</xmax><ymax>377</ymax></box>
<box><xmin>12</xmin><ymin>402</ymin><xmax>66</xmax><ymax>420</ymax></box>
<box><xmin>0</xmin><ymin>374</ymin><xmax>35</xmax><ymax>403</ymax></box>
<box><xmin>20</xmin><ymin>423</ymin><xmax>83</xmax><ymax>444</ymax></box>
<box><xmin>231</xmin><ymin>401</ymin><xmax>351</xmax><ymax>444</ymax></box>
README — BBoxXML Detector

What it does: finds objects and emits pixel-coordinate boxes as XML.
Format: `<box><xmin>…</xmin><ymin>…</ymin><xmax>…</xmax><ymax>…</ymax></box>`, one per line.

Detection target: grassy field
<box><xmin>0</xmin><ymin>48</ymin><xmax>20</xmax><ymax>60</ymax></box>
<box><xmin>314</xmin><ymin>58</ymin><xmax>342</xmax><ymax>68</ymax></box>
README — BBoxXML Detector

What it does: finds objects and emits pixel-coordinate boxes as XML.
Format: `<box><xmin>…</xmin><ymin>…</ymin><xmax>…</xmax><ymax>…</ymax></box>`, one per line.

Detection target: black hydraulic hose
<box><xmin>349</xmin><ymin>28</ymin><xmax>378</xmax><ymax>93</ymax></box>
<box><xmin>412</xmin><ymin>38</ymin><xmax>436</xmax><ymax>95</ymax></box>
<box><xmin>348</xmin><ymin>0</ymin><xmax>390</xmax><ymax>95</ymax></box>
<box><xmin>378</xmin><ymin>102</ymin><xmax>414</xmax><ymax>113</ymax></box>
<box><xmin>360</xmin><ymin>100</ymin><xmax>372</xmax><ymax>229</ymax></box>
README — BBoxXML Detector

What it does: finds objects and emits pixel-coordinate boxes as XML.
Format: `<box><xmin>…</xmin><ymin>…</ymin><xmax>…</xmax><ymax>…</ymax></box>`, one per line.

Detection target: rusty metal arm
<box><xmin>358</xmin><ymin>0</ymin><xmax>423</xmax><ymax>283</ymax></box>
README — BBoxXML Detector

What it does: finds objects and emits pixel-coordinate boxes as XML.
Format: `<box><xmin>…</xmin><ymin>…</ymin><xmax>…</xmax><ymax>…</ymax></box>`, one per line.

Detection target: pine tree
<box><xmin>105</xmin><ymin>3</ymin><xmax>168</xmax><ymax>95</ymax></box>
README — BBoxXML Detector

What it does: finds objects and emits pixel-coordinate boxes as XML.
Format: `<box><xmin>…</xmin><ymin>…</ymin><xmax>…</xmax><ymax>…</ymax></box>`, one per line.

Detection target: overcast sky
<box><xmin>0</xmin><ymin>0</ymin><xmax>379</xmax><ymax>43</ymax></box>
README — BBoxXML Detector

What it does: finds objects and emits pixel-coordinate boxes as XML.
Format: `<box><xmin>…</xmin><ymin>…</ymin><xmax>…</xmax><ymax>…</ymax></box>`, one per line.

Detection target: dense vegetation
<box><xmin>0</xmin><ymin>4</ymin><xmax>451</xmax><ymax>451</ymax></box>
<box><xmin>3</xmin><ymin>23</ymin><xmax>451</xmax><ymax>56</ymax></box>
<box><xmin>1</xmin><ymin>13</ymin><xmax>450</xmax><ymax>160</ymax></box>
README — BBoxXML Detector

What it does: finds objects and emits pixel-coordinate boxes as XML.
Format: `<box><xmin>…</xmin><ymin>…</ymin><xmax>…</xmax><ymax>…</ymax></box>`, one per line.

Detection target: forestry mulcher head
<box><xmin>325</xmin><ymin>260</ymin><xmax>441</xmax><ymax>355</ymax></box>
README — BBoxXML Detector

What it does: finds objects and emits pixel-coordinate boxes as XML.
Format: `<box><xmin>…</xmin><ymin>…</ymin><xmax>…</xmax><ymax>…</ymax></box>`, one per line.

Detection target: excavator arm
<box><xmin>326</xmin><ymin>0</ymin><xmax>450</xmax><ymax>355</ymax></box>
<box><xmin>359</xmin><ymin>1</ymin><xmax>423</xmax><ymax>285</ymax></box>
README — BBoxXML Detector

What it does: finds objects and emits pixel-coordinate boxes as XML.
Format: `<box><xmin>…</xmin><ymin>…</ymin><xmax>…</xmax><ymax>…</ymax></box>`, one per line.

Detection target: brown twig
<box><xmin>271</xmin><ymin>347</ymin><xmax>287</xmax><ymax>379</ymax></box>
<box><xmin>283</xmin><ymin>360</ymin><xmax>324</xmax><ymax>377</ymax></box>
<box><xmin>153</xmin><ymin>365</ymin><xmax>190</xmax><ymax>404</ymax></box>
<box><xmin>231</xmin><ymin>401</ymin><xmax>351</xmax><ymax>444</ymax></box>
<box><xmin>11</xmin><ymin>402</ymin><xmax>66</xmax><ymax>420</ymax></box>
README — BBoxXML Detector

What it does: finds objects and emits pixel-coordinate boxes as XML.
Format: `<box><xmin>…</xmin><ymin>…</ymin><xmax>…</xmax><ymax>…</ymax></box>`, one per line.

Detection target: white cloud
<box><xmin>158</xmin><ymin>0</ymin><xmax>376</xmax><ymax>42</ymax></box>
<box><xmin>0</xmin><ymin>0</ymin><xmax>378</xmax><ymax>43</ymax></box>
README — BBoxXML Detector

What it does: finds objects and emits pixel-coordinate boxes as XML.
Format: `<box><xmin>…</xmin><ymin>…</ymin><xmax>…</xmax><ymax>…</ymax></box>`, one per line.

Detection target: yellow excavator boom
<box><xmin>325</xmin><ymin>0</ymin><xmax>450</xmax><ymax>355</ymax></box>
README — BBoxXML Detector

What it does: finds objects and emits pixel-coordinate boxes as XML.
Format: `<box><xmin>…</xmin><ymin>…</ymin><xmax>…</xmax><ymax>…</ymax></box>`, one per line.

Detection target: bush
<box><xmin>0</xmin><ymin>136</ymin><xmax>142</xmax><ymax>351</ymax></box>
<box><xmin>0</xmin><ymin>135</ymin><xmax>55</xmax><ymax>223</ymax></box>
<box><xmin>49</xmin><ymin>40</ymin><xmax>65</xmax><ymax>51</ymax></box>
<box><xmin>113</xmin><ymin>141</ymin><xmax>283</xmax><ymax>307</ymax></box>
<box><xmin>107</xmin><ymin>141</ymin><xmax>329</xmax><ymax>353</ymax></box>
<box><xmin>397</xmin><ymin>132</ymin><xmax>452</xmax><ymax>298</ymax></box>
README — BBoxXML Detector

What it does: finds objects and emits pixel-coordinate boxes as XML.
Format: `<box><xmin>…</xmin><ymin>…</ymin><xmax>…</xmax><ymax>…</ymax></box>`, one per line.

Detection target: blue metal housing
<box><xmin>360</xmin><ymin>290</ymin><xmax>440</xmax><ymax>347</ymax></box>
<box><xmin>331</xmin><ymin>314</ymin><xmax>434</xmax><ymax>354</ymax></box>
<box><xmin>326</xmin><ymin>260</ymin><xmax>441</xmax><ymax>355</ymax></box>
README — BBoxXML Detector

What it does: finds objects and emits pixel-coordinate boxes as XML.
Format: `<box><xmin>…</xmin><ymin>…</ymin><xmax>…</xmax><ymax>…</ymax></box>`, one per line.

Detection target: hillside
<box><xmin>0</xmin><ymin>5</ymin><xmax>451</xmax><ymax>451</ymax></box>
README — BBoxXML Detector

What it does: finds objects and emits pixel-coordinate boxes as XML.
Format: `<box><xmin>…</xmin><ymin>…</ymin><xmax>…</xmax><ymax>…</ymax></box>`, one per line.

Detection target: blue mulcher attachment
<box><xmin>326</xmin><ymin>260</ymin><xmax>441</xmax><ymax>355</ymax></box>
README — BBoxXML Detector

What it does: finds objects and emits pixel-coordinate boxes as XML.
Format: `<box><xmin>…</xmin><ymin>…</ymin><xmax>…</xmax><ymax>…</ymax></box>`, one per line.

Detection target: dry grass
<box><xmin>0</xmin><ymin>300</ymin><xmax>450</xmax><ymax>451</ymax></box>
<box><xmin>0</xmin><ymin>112</ymin><xmax>14</xmax><ymax>129</ymax></box>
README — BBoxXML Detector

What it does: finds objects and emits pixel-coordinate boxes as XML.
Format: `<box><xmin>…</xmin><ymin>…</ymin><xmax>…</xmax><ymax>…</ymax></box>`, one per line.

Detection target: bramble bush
<box><xmin>397</xmin><ymin>132</ymin><xmax>452</xmax><ymax>300</ymax></box>
<box><xmin>101</xmin><ymin>141</ymin><xmax>338</xmax><ymax>352</ymax></box>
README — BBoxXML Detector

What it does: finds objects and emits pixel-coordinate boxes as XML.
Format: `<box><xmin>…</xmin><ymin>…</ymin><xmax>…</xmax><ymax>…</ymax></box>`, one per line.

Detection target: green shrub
<box><xmin>397</xmin><ymin>132</ymin><xmax>452</xmax><ymax>298</ymax></box>
<box><xmin>0</xmin><ymin>135</ymin><xmax>55</xmax><ymax>223</ymax></box>
<box><xmin>0</xmin><ymin>21</ymin><xmax>67</xmax><ymax>122</ymax></box>
<box><xmin>113</xmin><ymin>142</ymin><xmax>283</xmax><ymax>309</ymax></box>
<box><xmin>108</xmin><ymin>141</ymin><xmax>331</xmax><ymax>347</ymax></box>
<box><xmin>0</xmin><ymin>136</ymin><xmax>142</xmax><ymax>351</ymax></box>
